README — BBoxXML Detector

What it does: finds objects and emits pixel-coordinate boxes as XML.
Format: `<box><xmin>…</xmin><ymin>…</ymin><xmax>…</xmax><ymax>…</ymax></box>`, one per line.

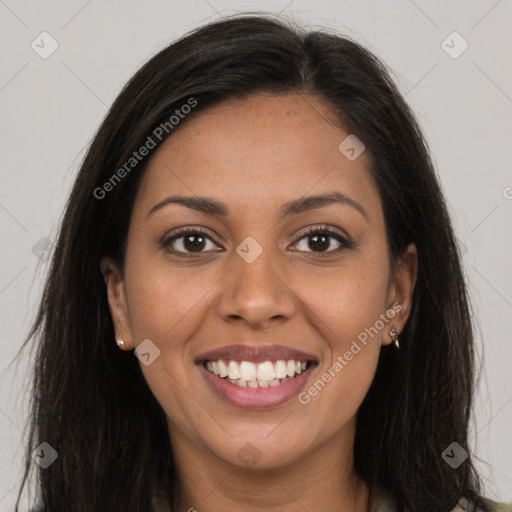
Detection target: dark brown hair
<box><xmin>15</xmin><ymin>13</ymin><xmax>490</xmax><ymax>512</ymax></box>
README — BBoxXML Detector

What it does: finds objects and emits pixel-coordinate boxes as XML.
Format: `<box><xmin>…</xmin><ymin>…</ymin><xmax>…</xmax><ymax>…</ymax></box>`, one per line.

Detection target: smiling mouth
<box><xmin>202</xmin><ymin>359</ymin><xmax>317</xmax><ymax>388</ymax></box>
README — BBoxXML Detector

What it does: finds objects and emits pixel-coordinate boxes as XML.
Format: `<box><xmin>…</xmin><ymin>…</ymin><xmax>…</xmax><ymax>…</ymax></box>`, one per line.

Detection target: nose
<box><xmin>215</xmin><ymin>243</ymin><xmax>297</xmax><ymax>330</ymax></box>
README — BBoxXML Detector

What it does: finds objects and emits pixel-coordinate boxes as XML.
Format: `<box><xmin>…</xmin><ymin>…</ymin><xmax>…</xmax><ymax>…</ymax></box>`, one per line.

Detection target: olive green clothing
<box><xmin>372</xmin><ymin>487</ymin><xmax>512</xmax><ymax>512</ymax></box>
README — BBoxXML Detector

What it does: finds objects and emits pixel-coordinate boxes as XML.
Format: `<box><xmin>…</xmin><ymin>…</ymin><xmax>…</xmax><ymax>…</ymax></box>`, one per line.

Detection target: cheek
<box><xmin>124</xmin><ymin>255</ymin><xmax>219</xmax><ymax>345</ymax></box>
<box><xmin>295</xmin><ymin>255</ymin><xmax>390</xmax><ymax>405</ymax></box>
<box><xmin>123</xmin><ymin>261</ymin><xmax>218</xmax><ymax>422</ymax></box>
<box><xmin>303</xmin><ymin>256</ymin><xmax>390</xmax><ymax>352</ymax></box>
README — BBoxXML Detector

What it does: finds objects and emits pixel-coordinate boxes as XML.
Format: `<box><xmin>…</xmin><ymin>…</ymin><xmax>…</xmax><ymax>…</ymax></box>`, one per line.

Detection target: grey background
<box><xmin>1</xmin><ymin>0</ymin><xmax>511</xmax><ymax>508</ymax></box>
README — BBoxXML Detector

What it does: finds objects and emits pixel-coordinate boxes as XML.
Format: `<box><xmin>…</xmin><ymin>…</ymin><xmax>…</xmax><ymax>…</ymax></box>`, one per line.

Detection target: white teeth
<box><xmin>228</xmin><ymin>376</ymin><xmax>289</xmax><ymax>388</ymax></box>
<box><xmin>287</xmin><ymin>360</ymin><xmax>296</xmax><ymax>377</ymax></box>
<box><xmin>257</xmin><ymin>361</ymin><xmax>275</xmax><ymax>381</ymax></box>
<box><xmin>275</xmin><ymin>360</ymin><xmax>288</xmax><ymax>379</ymax></box>
<box><xmin>218</xmin><ymin>360</ymin><xmax>228</xmax><ymax>378</ymax></box>
<box><xmin>228</xmin><ymin>360</ymin><xmax>241</xmax><ymax>379</ymax></box>
<box><xmin>204</xmin><ymin>358</ymin><xmax>311</xmax><ymax>387</ymax></box>
<box><xmin>239</xmin><ymin>361</ymin><xmax>257</xmax><ymax>381</ymax></box>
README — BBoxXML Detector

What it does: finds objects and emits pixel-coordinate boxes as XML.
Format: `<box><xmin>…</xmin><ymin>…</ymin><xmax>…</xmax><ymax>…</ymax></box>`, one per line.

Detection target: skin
<box><xmin>102</xmin><ymin>93</ymin><xmax>417</xmax><ymax>512</ymax></box>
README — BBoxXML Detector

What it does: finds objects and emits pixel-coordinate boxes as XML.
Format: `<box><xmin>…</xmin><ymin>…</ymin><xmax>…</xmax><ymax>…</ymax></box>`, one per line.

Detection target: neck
<box><xmin>167</xmin><ymin>418</ymin><xmax>370</xmax><ymax>512</ymax></box>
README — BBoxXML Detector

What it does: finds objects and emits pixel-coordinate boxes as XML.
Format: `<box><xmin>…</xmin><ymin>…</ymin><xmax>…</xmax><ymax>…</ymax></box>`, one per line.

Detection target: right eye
<box><xmin>160</xmin><ymin>227</ymin><xmax>223</xmax><ymax>257</ymax></box>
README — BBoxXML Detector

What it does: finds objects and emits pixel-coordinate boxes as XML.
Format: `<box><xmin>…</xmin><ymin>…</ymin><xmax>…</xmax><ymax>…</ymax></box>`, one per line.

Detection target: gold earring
<box><xmin>116</xmin><ymin>334</ymin><xmax>125</xmax><ymax>348</ymax></box>
<box><xmin>390</xmin><ymin>327</ymin><xmax>400</xmax><ymax>350</ymax></box>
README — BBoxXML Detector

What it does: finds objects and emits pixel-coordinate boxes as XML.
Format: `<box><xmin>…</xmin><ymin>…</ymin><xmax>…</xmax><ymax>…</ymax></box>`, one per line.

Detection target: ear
<box><xmin>383</xmin><ymin>243</ymin><xmax>418</xmax><ymax>346</ymax></box>
<box><xmin>100</xmin><ymin>256</ymin><xmax>134</xmax><ymax>350</ymax></box>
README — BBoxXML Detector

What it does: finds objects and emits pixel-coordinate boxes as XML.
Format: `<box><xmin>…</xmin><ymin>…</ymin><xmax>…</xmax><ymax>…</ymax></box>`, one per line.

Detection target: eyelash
<box><xmin>160</xmin><ymin>225</ymin><xmax>352</xmax><ymax>258</ymax></box>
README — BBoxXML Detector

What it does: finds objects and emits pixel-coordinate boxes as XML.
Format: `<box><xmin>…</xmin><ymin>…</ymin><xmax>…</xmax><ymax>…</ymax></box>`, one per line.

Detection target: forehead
<box><xmin>136</xmin><ymin>93</ymin><xmax>380</xmax><ymax>220</ymax></box>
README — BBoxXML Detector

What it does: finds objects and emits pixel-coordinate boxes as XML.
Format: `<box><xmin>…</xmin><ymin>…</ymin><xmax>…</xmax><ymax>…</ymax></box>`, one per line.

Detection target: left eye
<box><xmin>290</xmin><ymin>227</ymin><xmax>350</xmax><ymax>254</ymax></box>
<box><xmin>161</xmin><ymin>226</ymin><xmax>350</xmax><ymax>256</ymax></box>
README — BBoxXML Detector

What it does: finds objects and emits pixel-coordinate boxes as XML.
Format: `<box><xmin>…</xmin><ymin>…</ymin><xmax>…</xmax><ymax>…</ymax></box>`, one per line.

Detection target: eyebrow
<box><xmin>146</xmin><ymin>191</ymin><xmax>368</xmax><ymax>222</ymax></box>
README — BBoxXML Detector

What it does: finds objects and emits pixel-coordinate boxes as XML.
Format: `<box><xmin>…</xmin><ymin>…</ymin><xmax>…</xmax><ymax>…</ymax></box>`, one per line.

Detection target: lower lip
<box><xmin>197</xmin><ymin>363</ymin><xmax>314</xmax><ymax>409</ymax></box>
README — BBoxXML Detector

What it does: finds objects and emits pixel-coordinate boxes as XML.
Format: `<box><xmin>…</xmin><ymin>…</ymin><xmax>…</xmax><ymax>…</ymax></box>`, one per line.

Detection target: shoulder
<box><xmin>371</xmin><ymin>487</ymin><xmax>395</xmax><ymax>512</ymax></box>
<box><xmin>454</xmin><ymin>496</ymin><xmax>512</xmax><ymax>512</ymax></box>
<box><xmin>492</xmin><ymin>504</ymin><xmax>512</xmax><ymax>512</ymax></box>
<box><xmin>372</xmin><ymin>487</ymin><xmax>512</xmax><ymax>512</ymax></box>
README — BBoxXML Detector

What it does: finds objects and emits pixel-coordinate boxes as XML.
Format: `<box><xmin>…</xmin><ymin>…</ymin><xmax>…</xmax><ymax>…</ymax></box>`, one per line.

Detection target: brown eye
<box><xmin>161</xmin><ymin>228</ymin><xmax>222</xmax><ymax>256</ymax></box>
<box><xmin>291</xmin><ymin>226</ymin><xmax>352</xmax><ymax>255</ymax></box>
<box><xmin>160</xmin><ymin>225</ymin><xmax>352</xmax><ymax>258</ymax></box>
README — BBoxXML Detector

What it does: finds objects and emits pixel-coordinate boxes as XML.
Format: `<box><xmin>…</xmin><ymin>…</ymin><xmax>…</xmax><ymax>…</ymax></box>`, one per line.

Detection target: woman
<box><xmin>14</xmin><ymin>13</ymin><xmax>510</xmax><ymax>512</ymax></box>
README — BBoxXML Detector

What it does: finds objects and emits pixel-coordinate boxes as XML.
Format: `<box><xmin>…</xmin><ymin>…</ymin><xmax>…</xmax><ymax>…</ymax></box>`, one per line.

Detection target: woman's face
<box><xmin>103</xmin><ymin>93</ymin><xmax>416</xmax><ymax>472</ymax></box>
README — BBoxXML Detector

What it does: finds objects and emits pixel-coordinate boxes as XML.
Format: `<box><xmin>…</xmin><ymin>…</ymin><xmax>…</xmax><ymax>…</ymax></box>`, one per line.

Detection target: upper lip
<box><xmin>195</xmin><ymin>344</ymin><xmax>318</xmax><ymax>364</ymax></box>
